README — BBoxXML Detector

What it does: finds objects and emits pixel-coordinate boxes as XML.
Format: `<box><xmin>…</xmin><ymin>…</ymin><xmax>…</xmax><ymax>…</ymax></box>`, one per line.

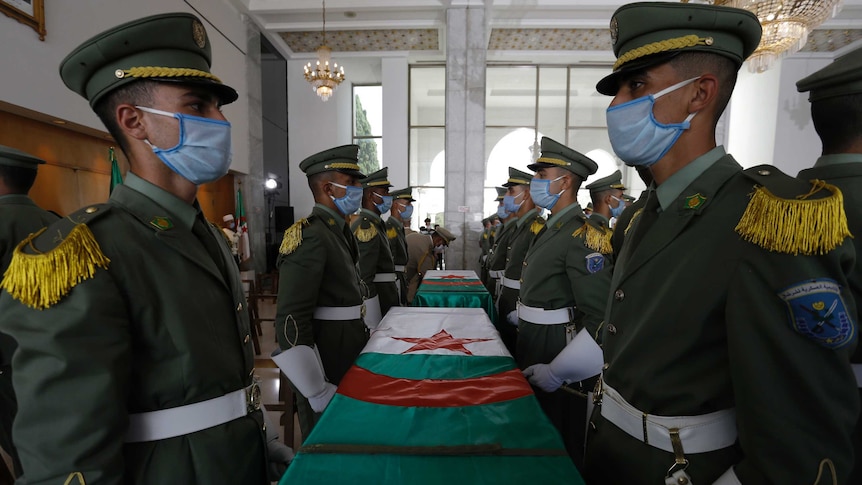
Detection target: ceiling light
<box><xmin>304</xmin><ymin>0</ymin><xmax>346</xmax><ymax>102</ymax></box>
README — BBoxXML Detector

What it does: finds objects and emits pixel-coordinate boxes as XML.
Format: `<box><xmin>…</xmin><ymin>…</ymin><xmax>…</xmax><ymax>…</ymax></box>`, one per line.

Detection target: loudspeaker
<box><xmin>274</xmin><ymin>206</ymin><xmax>294</xmax><ymax>233</ymax></box>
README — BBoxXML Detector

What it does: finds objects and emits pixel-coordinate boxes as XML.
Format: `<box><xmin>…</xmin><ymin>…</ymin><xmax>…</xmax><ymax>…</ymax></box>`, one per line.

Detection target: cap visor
<box><xmin>338</xmin><ymin>168</ymin><xmax>367</xmax><ymax>179</ymax></box>
<box><xmin>154</xmin><ymin>77</ymin><xmax>239</xmax><ymax>105</ymax></box>
<box><xmin>596</xmin><ymin>52</ymin><xmax>679</xmax><ymax>96</ymax></box>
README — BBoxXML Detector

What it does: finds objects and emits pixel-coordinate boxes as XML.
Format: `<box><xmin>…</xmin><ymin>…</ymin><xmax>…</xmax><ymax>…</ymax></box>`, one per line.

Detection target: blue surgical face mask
<box><xmin>609</xmin><ymin>195</ymin><xmax>626</xmax><ymax>218</ymax></box>
<box><xmin>606</xmin><ymin>77</ymin><xmax>699</xmax><ymax>167</ymax></box>
<box><xmin>399</xmin><ymin>204</ymin><xmax>414</xmax><ymax>220</ymax></box>
<box><xmin>503</xmin><ymin>191</ymin><xmax>526</xmax><ymax>213</ymax></box>
<box><xmin>529</xmin><ymin>176</ymin><xmax>566</xmax><ymax>210</ymax></box>
<box><xmin>136</xmin><ymin>106</ymin><xmax>232</xmax><ymax>185</ymax></box>
<box><xmin>329</xmin><ymin>182</ymin><xmax>363</xmax><ymax>216</ymax></box>
<box><xmin>496</xmin><ymin>205</ymin><xmax>511</xmax><ymax>219</ymax></box>
<box><xmin>373</xmin><ymin>192</ymin><xmax>393</xmax><ymax>214</ymax></box>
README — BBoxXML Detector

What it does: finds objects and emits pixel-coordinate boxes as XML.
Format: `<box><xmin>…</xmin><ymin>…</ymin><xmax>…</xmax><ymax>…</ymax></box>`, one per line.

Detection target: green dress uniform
<box><xmin>517</xmin><ymin>138</ymin><xmax>613</xmax><ymax>465</ymax></box>
<box><xmin>482</xmin><ymin>188</ymin><xmax>509</xmax><ymax>289</ymax></box>
<box><xmin>585</xmin><ymin>5</ymin><xmax>858</xmax><ymax>484</ymax></box>
<box><xmin>796</xmin><ymin>49</ymin><xmax>862</xmax><ymax>483</ymax></box>
<box><xmin>387</xmin><ymin>188</ymin><xmax>414</xmax><ymax>305</ymax></box>
<box><xmin>274</xmin><ymin>146</ymin><xmax>369</xmax><ymax>439</ymax></box>
<box><xmin>0</xmin><ymin>147</ymin><xmax>59</xmax><ymax>478</ymax></box>
<box><xmin>0</xmin><ymin>14</ymin><xmax>270</xmax><ymax>485</ymax></box>
<box><xmin>405</xmin><ymin>231</ymin><xmax>435</xmax><ymax>304</ymax></box>
<box><xmin>0</xmin><ymin>175</ymin><xmax>266</xmax><ymax>485</ymax></box>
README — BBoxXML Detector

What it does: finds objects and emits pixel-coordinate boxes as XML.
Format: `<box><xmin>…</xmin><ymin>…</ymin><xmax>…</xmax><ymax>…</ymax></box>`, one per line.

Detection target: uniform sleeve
<box><xmin>726</xmin><ymin>244</ymin><xmax>858</xmax><ymax>484</ymax></box>
<box><xmin>0</xmin><ymin>271</ymin><xmax>131</xmax><ymax>485</ymax></box>
<box><xmin>418</xmin><ymin>240</ymin><xmax>436</xmax><ymax>275</ymax></box>
<box><xmin>355</xmin><ymin>232</ymin><xmax>379</xmax><ymax>296</ymax></box>
<box><xmin>275</xmin><ymin>228</ymin><xmax>326</xmax><ymax>349</ymax></box>
<box><xmin>566</xmin><ymin>249</ymin><xmax>613</xmax><ymax>337</ymax></box>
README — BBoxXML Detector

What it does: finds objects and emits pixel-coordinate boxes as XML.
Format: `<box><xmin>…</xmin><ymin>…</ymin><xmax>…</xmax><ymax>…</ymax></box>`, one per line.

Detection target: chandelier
<box><xmin>304</xmin><ymin>0</ymin><xmax>345</xmax><ymax>101</ymax></box>
<box><xmin>712</xmin><ymin>1</ymin><xmax>842</xmax><ymax>73</ymax></box>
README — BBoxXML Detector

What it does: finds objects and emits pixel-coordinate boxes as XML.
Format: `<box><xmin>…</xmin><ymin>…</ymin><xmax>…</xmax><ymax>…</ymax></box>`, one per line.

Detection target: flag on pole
<box><xmin>280</xmin><ymin>307</ymin><xmax>582</xmax><ymax>485</ymax></box>
<box><xmin>236</xmin><ymin>185</ymin><xmax>251</xmax><ymax>263</ymax></box>
<box><xmin>109</xmin><ymin>147</ymin><xmax>123</xmax><ymax>194</ymax></box>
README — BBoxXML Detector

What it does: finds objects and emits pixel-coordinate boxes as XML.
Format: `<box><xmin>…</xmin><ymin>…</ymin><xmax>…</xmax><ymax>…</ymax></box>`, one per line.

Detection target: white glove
<box><xmin>523</xmin><ymin>364</ymin><xmax>564</xmax><ymax>392</ymax></box>
<box><xmin>308</xmin><ymin>382</ymin><xmax>338</xmax><ymax>413</ymax></box>
<box><xmin>506</xmin><ymin>310</ymin><xmax>519</xmax><ymax>326</ymax></box>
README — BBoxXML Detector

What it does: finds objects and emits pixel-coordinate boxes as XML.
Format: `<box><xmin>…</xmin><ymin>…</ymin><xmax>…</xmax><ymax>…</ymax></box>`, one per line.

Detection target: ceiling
<box><xmin>232</xmin><ymin>0</ymin><xmax>862</xmax><ymax>63</ymax></box>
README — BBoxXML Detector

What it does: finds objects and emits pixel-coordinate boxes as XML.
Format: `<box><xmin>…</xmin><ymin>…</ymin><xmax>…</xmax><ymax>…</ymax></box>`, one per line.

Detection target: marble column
<box><xmin>444</xmin><ymin>5</ymin><xmax>486</xmax><ymax>271</ymax></box>
<box><xmin>243</xmin><ymin>18</ymin><xmax>267</xmax><ymax>275</ymax></box>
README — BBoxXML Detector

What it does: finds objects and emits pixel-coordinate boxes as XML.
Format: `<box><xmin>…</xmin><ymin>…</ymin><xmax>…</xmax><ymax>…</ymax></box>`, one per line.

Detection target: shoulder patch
<box><xmin>353</xmin><ymin>219</ymin><xmax>377</xmax><ymax>243</ymax></box>
<box><xmin>1</xmin><ymin>222</ymin><xmax>111</xmax><ymax>310</ymax></box>
<box><xmin>386</xmin><ymin>226</ymin><xmax>398</xmax><ymax>240</ymax></box>
<box><xmin>530</xmin><ymin>217</ymin><xmax>546</xmax><ymax>235</ymax></box>
<box><xmin>778</xmin><ymin>279</ymin><xmax>854</xmax><ymax>349</ymax></box>
<box><xmin>279</xmin><ymin>218</ymin><xmax>309</xmax><ymax>255</ymax></box>
<box><xmin>585</xmin><ymin>252</ymin><xmax>605</xmax><ymax>274</ymax></box>
<box><xmin>572</xmin><ymin>220</ymin><xmax>612</xmax><ymax>254</ymax></box>
<box><xmin>735</xmin><ymin>179</ymin><xmax>851</xmax><ymax>255</ymax></box>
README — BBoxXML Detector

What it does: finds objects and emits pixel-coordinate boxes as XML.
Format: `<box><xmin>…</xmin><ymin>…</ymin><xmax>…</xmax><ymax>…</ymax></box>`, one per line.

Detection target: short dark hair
<box><xmin>668</xmin><ymin>52</ymin><xmax>737</xmax><ymax>125</ymax></box>
<box><xmin>0</xmin><ymin>165</ymin><xmax>37</xmax><ymax>194</ymax></box>
<box><xmin>811</xmin><ymin>94</ymin><xmax>862</xmax><ymax>154</ymax></box>
<box><xmin>308</xmin><ymin>171</ymin><xmax>337</xmax><ymax>195</ymax></box>
<box><xmin>92</xmin><ymin>80</ymin><xmax>158</xmax><ymax>157</ymax></box>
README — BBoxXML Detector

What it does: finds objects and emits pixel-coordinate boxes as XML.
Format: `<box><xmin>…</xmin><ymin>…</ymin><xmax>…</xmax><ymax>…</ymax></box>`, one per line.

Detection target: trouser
<box><xmin>494</xmin><ymin>286</ymin><xmax>519</xmax><ymax>358</ymax></box>
<box><xmin>0</xmin><ymin>365</ymin><xmax>21</xmax><ymax>477</ymax></box>
<box><xmin>851</xmin><ymin>387</ymin><xmax>862</xmax><ymax>484</ymax></box>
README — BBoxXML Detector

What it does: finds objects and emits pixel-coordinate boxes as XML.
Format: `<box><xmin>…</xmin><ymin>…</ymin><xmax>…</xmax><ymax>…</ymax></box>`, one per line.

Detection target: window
<box><xmin>409</xmin><ymin>66</ymin><xmax>446</xmax><ymax>228</ymax></box>
<box><xmin>353</xmin><ymin>85</ymin><xmax>383</xmax><ymax>174</ymax></box>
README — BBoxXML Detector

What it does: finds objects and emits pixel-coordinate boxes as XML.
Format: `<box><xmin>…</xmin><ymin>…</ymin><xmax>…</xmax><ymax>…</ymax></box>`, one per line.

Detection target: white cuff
<box><xmin>548</xmin><ymin>329</ymin><xmax>603</xmax><ymax>383</ymax></box>
<box><xmin>271</xmin><ymin>345</ymin><xmax>328</xmax><ymax>400</ymax></box>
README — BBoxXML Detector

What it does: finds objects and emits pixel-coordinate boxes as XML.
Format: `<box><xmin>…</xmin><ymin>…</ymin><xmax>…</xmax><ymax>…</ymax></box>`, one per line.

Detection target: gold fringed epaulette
<box><xmin>1</xmin><ymin>225</ymin><xmax>110</xmax><ymax>310</ymax></box>
<box><xmin>530</xmin><ymin>218</ymin><xmax>546</xmax><ymax>235</ymax></box>
<box><xmin>279</xmin><ymin>218</ymin><xmax>309</xmax><ymax>255</ymax></box>
<box><xmin>624</xmin><ymin>209</ymin><xmax>643</xmax><ymax>236</ymax></box>
<box><xmin>735</xmin><ymin>180</ymin><xmax>852</xmax><ymax>255</ymax></box>
<box><xmin>386</xmin><ymin>227</ymin><xmax>398</xmax><ymax>240</ymax></box>
<box><xmin>572</xmin><ymin>222</ymin><xmax>613</xmax><ymax>254</ymax></box>
<box><xmin>354</xmin><ymin>221</ymin><xmax>377</xmax><ymax>243</ymax></box>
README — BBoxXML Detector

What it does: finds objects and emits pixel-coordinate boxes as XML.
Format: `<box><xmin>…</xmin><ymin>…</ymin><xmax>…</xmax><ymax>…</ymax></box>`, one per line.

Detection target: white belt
<box><xmin>600</xmin><ymin>382</ymin><xmax>737</xmax><ymax>454</ymax></box>
<box><xmin>852</xmin><ymin>364</ymin><xmax>862</xmax><ymax>388</ymax></box>
<box><xmin>314</xmin><ymin>304</ymin><xmax>363</xmax><ymax>321</ymax></box>
<box><xmin>373</xmin><ymin>273</ymin><xmax>397</xmax><ymax>283</ymax></box>
<box><xmin>394</xmin><ymin>265</ymin><xmax>406</xmax><ymax>272</ymax></box>
<box><xmin>517</xmin><ymin>302</ymin><xmax>572</xmax><ymax>325</ymax></box>
<box><xmin>488</xmin><ymin>270</ymin><xmax>503</xmax><ymax>279</ymax></box>
<box><xmin>501</xmin><ymin>277</ymin><xmax>520</xmax><ymax>290</ymax></box>
<box><xmin>126</xmin><ymin>383</ymin><xmax>260</xmax><ymax>443</ymax></box>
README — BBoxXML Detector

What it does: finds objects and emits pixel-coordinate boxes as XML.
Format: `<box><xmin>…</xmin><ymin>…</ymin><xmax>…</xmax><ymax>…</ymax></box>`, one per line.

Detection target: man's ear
<box><xmin>690</xmin><ymin>74</ymin><xmax>718</xmax><ymax>114</ymax></box>
<box><xmin>116</xmin><ymin>104</ymin><xmax>148</xmax><ymax>141</ymax></box>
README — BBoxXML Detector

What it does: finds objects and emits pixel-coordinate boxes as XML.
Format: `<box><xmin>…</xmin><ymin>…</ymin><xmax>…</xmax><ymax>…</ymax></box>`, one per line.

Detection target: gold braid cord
<box><xmin>614</xmin><ymin>35</ymin><xmax>711</xmax><ymax>70</ymax></box>
<box><xmin>1</xmin><ymin>225</ymin><xmax>110</xmax><ymax>310</ymax></box>
<box><xmin>325</xmin><ymin>162</ymin><xmax>360</xmax><ymax>171</ymax></box>
<box><xmin>735</xmin><ymin>180</ymin><xmax>852</xmax><ymax>255</ymax></box>
<box><xmin>572</xmin><ymin>224</ymin><xmax>613</xmax><ymax>254</ymax></box>
<box><xmin>530</xmin><ymin>219</ymin><xmax>546</xmax><ymax>235</ymax></box>
<box><xmin>354</xmin><ymin>224</ymin><xmax>378</xmax><ymax>243</ymax></box>
<box><xmin>279</xmin><ymin>219</ymin><xmax>308</xmax><ymax>255</ymax></box>
<box><xmin>121</xmin><ymin>66</ymin><xmax>223</xmax><ymax>84</ymax></box>
<box><xmin>386</xmin><ymin>227</ymin><xmax>398</xmax><ymax>240</ymax></box>
<box><xmin>624</xmin><ymin>209</ymin><xmax>644</xmax><ymax>236</ymax></box>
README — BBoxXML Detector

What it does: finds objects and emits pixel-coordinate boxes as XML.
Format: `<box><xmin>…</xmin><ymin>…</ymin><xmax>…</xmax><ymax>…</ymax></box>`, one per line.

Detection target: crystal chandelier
<box><xmin>304</xmin><ymin>0</ymin><xmax>345</xmax><ymax>101</ymax></box>
<box><xmin>713</xmin><ymin>1</ymin><xmax>842</xmax><ymax>73</ymax></box>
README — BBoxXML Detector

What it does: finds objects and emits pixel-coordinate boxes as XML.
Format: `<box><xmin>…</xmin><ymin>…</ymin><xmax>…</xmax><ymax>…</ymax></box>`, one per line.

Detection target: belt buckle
<box><xmin>592</xmin><ymin>375</ymin><xmax>604</xmax><ymax>405</ymax></box>
<box><xmin>246</xmin><ymin>379</ymin><xmax>261</xmax><ymax>413</ymax></box>
<box><xmin>361</xmin><ymin>302</ymin><xmax>367</xmax><ymax>319</ymax></box>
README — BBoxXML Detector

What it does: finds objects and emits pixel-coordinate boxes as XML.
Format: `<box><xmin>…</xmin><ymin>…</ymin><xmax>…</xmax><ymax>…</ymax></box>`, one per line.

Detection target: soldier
<box><xmin>586</xmin><ymin>170</ymin><xmax>626</xmax><ymax>228</ymax></box>
<box><xmin>272</xmin><ymin>144</ymin><xmax>369</xmax><ymax>440</ymax></box>
<box><xmin>495</xmin><ymin>168</ymin><xmax>544</xmax><ymax>359</ymax></box>
<box><xmin>518</xmin><ymin>136</ymin><xmax>612</xmax><ymax>465</ymax></box>
<box><xmin>220</xmin><ymin>213</ymin><xmax>240</xmax><ymax>266</ymax></box>
<box><xmin>387</xmin><ymin>187</ymin><xmax>415</xmax><ymax>305</ymax></box>
<box><xmin>583</xmin><ymin>3</ymin><xmax>857</xmax><ymax>484</ymax></box>
<box><xmin>351</xmin><ymin>167</ymin><xmax>399</xmax><ymax>326</ymax></box>
<box><xmin>796</xmin><ymin>45</ymin><xmax>862</xmax><ymax>484</ymax></box>
<box><xmin>0</xmin><ymin>146</ymin><xmax>59</xmax><ymax>479</ymax></box>
<box><xmin>0</xmin><ymin>13</ymin><xmax>290</xmax><ymax>484</ymax></box>
<box><xmin>484</xmin><ymin>186</ymin><xmax>515</xmax><ymax>296</ymax></box>
<box><xmin>405</xmin><ymin>226</ymin><xmax>456</xmax><ymax>304</ymax></box>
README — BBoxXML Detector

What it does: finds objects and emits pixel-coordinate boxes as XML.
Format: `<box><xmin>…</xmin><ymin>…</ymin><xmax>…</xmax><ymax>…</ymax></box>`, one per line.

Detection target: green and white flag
<box><xmin>280</xmin><ymin>307</ymin><xmax>582</xmax><ymax>484</ymax></box>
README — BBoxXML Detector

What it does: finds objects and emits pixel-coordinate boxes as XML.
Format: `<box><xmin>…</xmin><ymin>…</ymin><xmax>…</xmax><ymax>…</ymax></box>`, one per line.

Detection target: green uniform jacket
<box><xmin>484</xmin><ymin>218</ymin><xmax>518</xmax><ymax>294</ymax></box>
<box><xmin>799</xmin><ymin>157</ymin><xmax>862</xmax><ymax>484</ymax></box>
<box><xmin>385</xmin><ymin>216</ymin><xmax>408</xmax><ymax>305</ymax></box>
<box><xmin>0</xmin><ymin>181</ymin><xmax>266</xmax><ymax>485</ymax></box>
<box><xmin>517</xmin><ymin>204</ymin><xmax>613</xmax><ymax>369</ymax></box>
<box><xmin>589</xmin><ymin>156</ymin><xmax>858</xmax><ymax>484</ymax></box>
<box><xmin>275</xmin><ymin>204</ymin><xmax>368</xmax><ymax>385</ymax></box>
<box><xmin>611</xmin><ymin>195</ymin><xmax>646</xmax><ymax>258</ymax></box>
<box><xmin>351</xmin><ymin>209</ymin><xmax>399</xmax><ymax>316</ymax></box>
<box><xmin>498</xmin><ymin>210</ymin><xmax>543</xmax><ymax>331</ymax></box>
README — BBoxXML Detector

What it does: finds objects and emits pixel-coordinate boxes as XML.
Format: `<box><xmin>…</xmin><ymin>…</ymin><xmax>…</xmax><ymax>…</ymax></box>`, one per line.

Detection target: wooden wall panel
<box><xmin>0</xmin><ymin>108</ymin><xmax>236</xmax><ymax>220</ymax></box>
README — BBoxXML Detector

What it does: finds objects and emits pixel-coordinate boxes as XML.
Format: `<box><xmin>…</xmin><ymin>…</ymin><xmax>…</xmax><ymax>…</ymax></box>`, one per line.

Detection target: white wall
<box><xmin>726</xmin><ymin>61</ymin><xmax>783</xmax><ymax>169</ymax></box>
<box><xmin>0</xmin><ymin>0</ymin><xmax>252</xmax><ymax>173</ymax></box>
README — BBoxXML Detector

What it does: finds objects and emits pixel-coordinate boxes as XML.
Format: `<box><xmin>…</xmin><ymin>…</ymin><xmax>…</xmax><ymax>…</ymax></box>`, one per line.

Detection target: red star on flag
<box><xmin>440</xmin><ymin>275</ymin><xmax>466</xmax><ymax>279</ymax></box>
<box><xmin>394</xmin><ymin>329</ymin><xmax>492</xmax><ymax>355</ymax></box>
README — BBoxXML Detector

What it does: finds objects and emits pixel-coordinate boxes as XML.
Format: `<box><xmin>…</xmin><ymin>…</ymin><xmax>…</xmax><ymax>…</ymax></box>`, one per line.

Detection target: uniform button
<box><xmin>85</xmin><ymin>206</ymin><xmax>99</xmax><ymax>214</ymax></box>
<box><xmin>237</xmin><ymin>302</ymin><xmax>243</xmax><ymax>311</ymax></box>
<box><xmin>614</xmin><ymin>289</ymin><xmax>624</xmax><ymax>301</ymax></box>
<box><xmin>602</xmin><ymin>363</ymin><xmax>609</xmax><ymax>370</ymax></box>
<box><xmin>523</xmin><ymin>261</ymin><xmax>527</xmax><ymax>266</ymax></box>
<box><xmin>757</xmin><ymin>169</ymin><xmax>770</xmax><ymax>176</ymax></box>
<box><xmin>244</xmin><ymin>335</ymin><xmax>250</xmax><ymax>344</ymax></box>
<box><xmin>607</xmin><ymin>324</ymin><xmax>617</xmax><ymax>335</ymax></box>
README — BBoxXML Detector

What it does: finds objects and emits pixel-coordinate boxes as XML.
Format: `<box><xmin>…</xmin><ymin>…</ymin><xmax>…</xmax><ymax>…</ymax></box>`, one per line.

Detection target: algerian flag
<box><xmin>280</xmin><ymin>307</ymin><xmax>582</xmax><ymax>484</ymax></box>
<box><xmin>109</xmin><ymin>147</ymin><xmax>123</xmax><ymax>194</ymax></box>
<box><xmin>236</xmin><ymin>186</ymin><xmax>251</xmax><ymax>262</ymax></box>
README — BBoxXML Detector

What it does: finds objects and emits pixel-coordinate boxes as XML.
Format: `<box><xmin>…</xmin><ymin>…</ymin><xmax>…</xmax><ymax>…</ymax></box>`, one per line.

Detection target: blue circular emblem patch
<box><xmin>778</xmin><ymin>279</ymin><xmax>854</xmax><ymax>349</ymax></box>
